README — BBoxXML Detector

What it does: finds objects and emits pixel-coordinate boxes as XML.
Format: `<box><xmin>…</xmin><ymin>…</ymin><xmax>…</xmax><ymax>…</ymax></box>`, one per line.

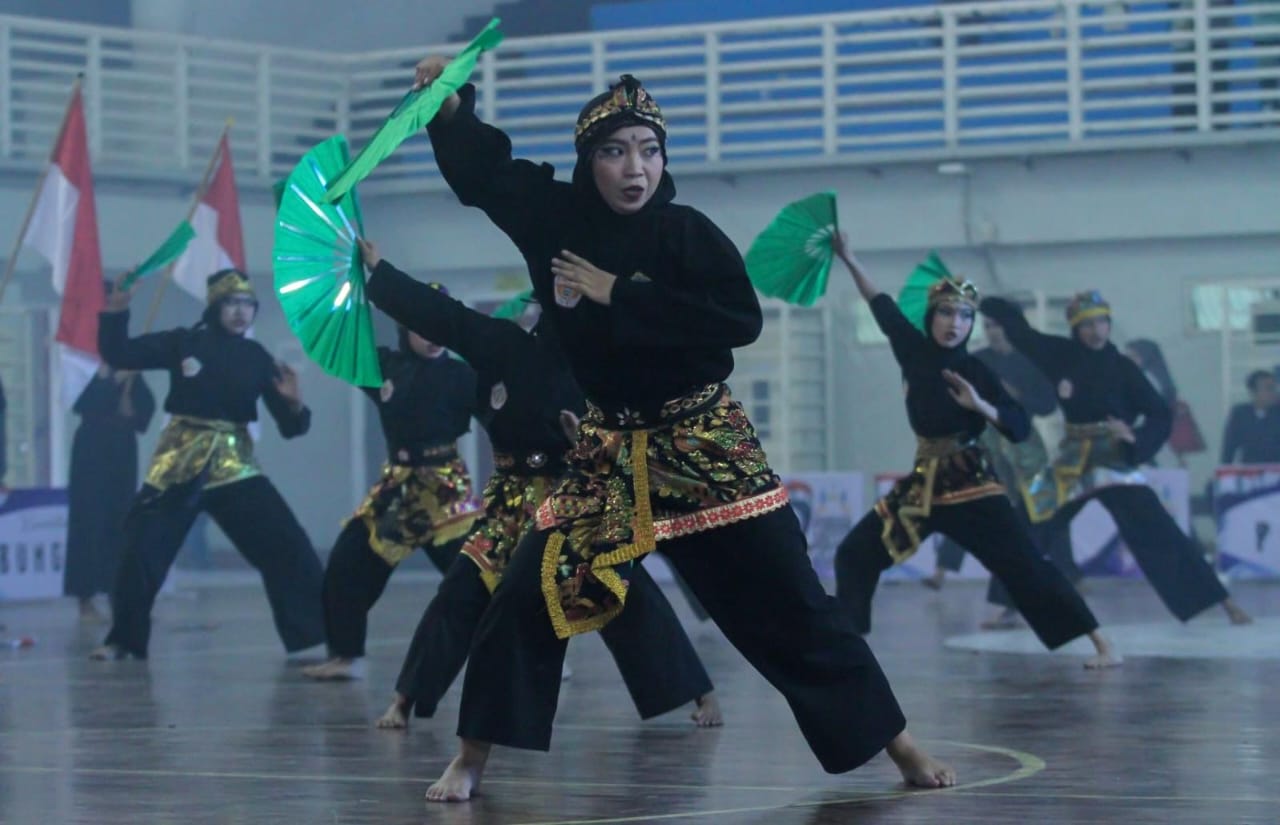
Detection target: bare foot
<box><xmin>1084</xmin><ymin>631</ymin><xmax>1123</xmax><ymax>669</ymax></box>
<box><xmin>302</xmin><ymin>657</ymin><xmax>365</xmax><ymax>681</ymax></box>
<box><xmin>690</xmin><ymin>692</ymin><xmax>724</xmax><ymax>727</ymax></box>
<box><xmin>89</xmin><ymin>644</ymin><xmax>128</xmax><ymax>661</ymax></box>
<box><xmin>885</xmin><ymin>731</ymin><xmax>955</xmax><ymax>789</ymax></box>
<box><xmin>980</xmin><ymin>608</ymin><xmax>1020</xmax><ymax>631</ymax></box>
<box><xmin>921</xmin><ymin>570</ymin><xmax>945</xmax><ymax>591</ymax></box>
<box><xmin>376</xmin><ymin>694</ymin><xmax>409</xmax><ymax>730</ymax></box>
<box><xmin>425</xmin><ymin>739</ymin><xmax>490</xmax><ymax>803</ymax></box>
<box><xmin>79</xmin><ymin>599</ymin><xmax>108</xmax><ymax>625</ymax></box>
<box><xmin>1223</xmin><ymin>599</ymin><xmax>1253</xmax><ymax>626</ymax></box>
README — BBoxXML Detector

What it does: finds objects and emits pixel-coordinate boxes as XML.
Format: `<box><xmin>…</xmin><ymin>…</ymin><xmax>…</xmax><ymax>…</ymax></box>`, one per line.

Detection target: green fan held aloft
<box><xmin>897</xmin><ymin>251</ymin><xmax>953</xmax><ymax>332</ymax></box>
<box><xmin>744</xmin><ymin>191</ymin><xmax>838</xmax><ymax>307</ymax></box>
<box><xmin>119</xmin><ymin>221</ymin><xmax>196</xmax><ymax>291</ymax></box>
<box><xmin>492</xmin><ymin>288</ymin><xmax>534</xmax><ymax>320</ymax></box>
<box><xmin>274</xmin><ymin>135</ymin><xmax>382</xmax><ymax>388</ymax></box>
<box><xmin>324</xmin><ymin>18</ymin><xmax>504</xmax><ymax>203</ymax></box>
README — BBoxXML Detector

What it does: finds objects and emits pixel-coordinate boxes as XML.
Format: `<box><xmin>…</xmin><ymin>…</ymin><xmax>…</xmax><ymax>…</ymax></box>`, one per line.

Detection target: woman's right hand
<box><xmin>356</xmin><ymin>238</ymin><xmax>381</xmax><ymax>273</ymax></box>
<box><xmin>413</xmin><ymin>55</ymin><xmax>462</xmax><ymax>121</ymax></box>
<box><xmin>105</xmin><ymin>274</ymin><xmax>135</xmax><ymax>313</ymax></box>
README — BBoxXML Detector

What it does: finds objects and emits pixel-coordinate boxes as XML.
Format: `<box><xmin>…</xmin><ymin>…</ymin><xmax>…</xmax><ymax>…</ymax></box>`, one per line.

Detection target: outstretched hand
<box><xmin>550</xmin><ymin>250</ymin><xmax>617</xmax><ymax>306</ymax></box>
<box><xmin>105</xmin><ymin>274</ymin><xmax>136</xmax><ymax>313</ymax></box>
<box><xmin>273</xmin><ymin>362</ymin><xmax>303</xmax><ymax>410</ymax></box>
<box><xmin>942</xmin><ymin>369</ymin><xmax>983</xmax><ymax>412</ymax></box>
<box><xmin>412</xmin><ymin>54</ymin><xmax>462</xmax><ymax>121</ymax></box>
<box><xmin>1106</xmin><ymin>416</ymin><xmax>1136</xmax><ymax>444</ymax></box>
<box><xmin>356</xmin><ymin>238</ymin><xmax>381</xmax><ymax>273</ymax></box>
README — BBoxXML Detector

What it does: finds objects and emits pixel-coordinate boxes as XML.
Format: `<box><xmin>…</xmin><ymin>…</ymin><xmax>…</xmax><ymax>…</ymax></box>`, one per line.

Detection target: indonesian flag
<box><xmin>20</xmin><ymin>86</ymin><xmax>104</xmax><ymax>408</ymax></box>
<box><xmin>171</xmin><ymin>133</ymin><xmax>246</xmax><ymax>300</ymax></box>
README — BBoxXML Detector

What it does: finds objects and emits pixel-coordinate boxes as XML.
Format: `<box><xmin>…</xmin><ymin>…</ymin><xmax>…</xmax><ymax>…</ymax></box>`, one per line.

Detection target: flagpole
<box><xmin>141</xmin><ymin>117</ymin><xmax>234</xmax><ymax>332</ymax></box>
<box><xmin>0</xmin><ymin>75</ymin><xmax>83</xmax><ymax>305</ymax></box>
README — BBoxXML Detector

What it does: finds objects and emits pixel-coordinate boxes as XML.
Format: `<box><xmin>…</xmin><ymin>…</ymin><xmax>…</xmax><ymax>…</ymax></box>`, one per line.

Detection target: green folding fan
<box><xmin>898</xmin><ymin>251</ymin><xmax>953</xmax><ymax>332</ymax></box>
<box><xmin>491</xmin><ymin>288</ymin><xmax>534</xmax><ymax>320</ymax></box>
<box><xmin>324</xmin><ymin>18</ymin><xmax>504</xmax><ymax>203</ymax></box>
<box><xmin>273</xmin><ymin>135</ymin><xmax>382</xmax><ymax>388</ymax></box>
<box><xmin>744</xmin><ymin>191</ymin><xmax>838</xmax><ymax>307</ymax></box>
<box><xmin>119</xmin><ymin>220</ymin><xmax>196</xmax><ymax>290</ymax></box>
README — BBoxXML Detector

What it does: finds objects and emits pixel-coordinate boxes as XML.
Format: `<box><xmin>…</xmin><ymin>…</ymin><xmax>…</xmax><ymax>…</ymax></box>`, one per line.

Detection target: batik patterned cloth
<box><xmin>535</xmin><ymin>384</ymin><xmax>788</xmax><ymax>638</ymax></box>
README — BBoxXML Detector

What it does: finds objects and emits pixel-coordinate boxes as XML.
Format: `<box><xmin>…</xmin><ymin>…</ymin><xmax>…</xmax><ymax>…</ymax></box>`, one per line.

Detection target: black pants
<box><xmin>320</xmin><ymin>519</ymin><xmax>463</xmax><ymax>659</ymax></box>
<box><xmin>456</xmin><ymin>507</ymin><xmax>905</xmax><ymax>774</ymax></box>
<box><xmin>1035</xmin><ymin>485</ymin><xmax>1229</xmax><ymax>621</ymax></box>
<box><xmin>835</xmin><ymin>496</ymin><xmax>1099</xmax><ymax>650</ymax></box>
<box><xmin>395</xmin><ymin>552</ymin><xmax>713</xmax><ymax>719</ymax></box>
<box><xmin>105</xmin><ymin>476</ymin><xmax>325</xmax><ymax>658</ymax></box>
<box><xmin>986</xmin><ymin>519</ymin><xmax>1082</xmax><ymax>609</ymax></box>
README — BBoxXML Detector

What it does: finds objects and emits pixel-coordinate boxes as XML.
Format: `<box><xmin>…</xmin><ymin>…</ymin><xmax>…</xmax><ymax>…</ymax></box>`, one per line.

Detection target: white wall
<box><xmin>130</xmin><ymin>0</ymin><xmax>504</xmax><ymax>51</ymax></box>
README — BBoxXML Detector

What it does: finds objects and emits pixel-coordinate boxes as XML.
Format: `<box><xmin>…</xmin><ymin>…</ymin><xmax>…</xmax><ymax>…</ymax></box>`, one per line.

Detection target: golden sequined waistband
<box><xmin>586</xmin><ymin>383</ymin><xmax>725</xmax><ymax>431</ymax></box>
<box><xmin>1065</xmin><ymin>422</ymin><xmax>1113</xmax><ymax>439</ymax></box>
<box><xmin>914</xmin><ymin>434</ymin><xmax>977</xmax><ymax>460</ymax></box>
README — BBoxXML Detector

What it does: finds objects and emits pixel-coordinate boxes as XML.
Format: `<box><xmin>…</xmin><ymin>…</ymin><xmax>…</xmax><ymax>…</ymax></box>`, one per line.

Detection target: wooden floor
<box><xmin>1</xmin><ymin>575</ymin><xmax>1277</xmax><ymax>824</ymax></box>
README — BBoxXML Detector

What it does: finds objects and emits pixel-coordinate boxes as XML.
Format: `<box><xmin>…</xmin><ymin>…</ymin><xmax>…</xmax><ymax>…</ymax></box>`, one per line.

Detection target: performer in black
<box><xmin>64</xmin><ymin>357</ymin><xmax>155</xmax><ymax>622</ymax></box>
<box><xmin>91</xmin><ymin>269</ymin><xmax>326</xmax><ymax>660</ymax></box>
<box><xmin>412</xmin><ymin>61</ymin><xmax>951</xmax><ymax>801</ymax></box>
<box><xmin>354</xmin><ymin>242</ymin><xmax>721</xmax><ymax>729</ymax></box>
<box><xmin>981</xmin><ymin>290</ymin><xmax>1252</xmax><ymax>626</ymax></box>
<box><xmin>830</xmin><ymin>236</ymin><xmax>1119</xmax><ymax>668</ymax></box>
<box><xmin>303</xmin><ymin>285</ymin><xmax>481</xmax><ymax>682</ymax></box>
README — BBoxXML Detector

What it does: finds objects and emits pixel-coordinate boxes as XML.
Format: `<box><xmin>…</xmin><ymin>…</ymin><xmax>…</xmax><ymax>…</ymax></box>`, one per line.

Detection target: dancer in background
<box><xmin>356</xmin><ymin>242</ymin><xmax>720</xmax><ymax>729</ymax></box>
<box><xmin>63</xmin><ymin>349</ymin><xmax>155</xmax><ymax>623</ymax></box>
<box><xmin>303</xmin><ymin>287</ymin><xmax>481</xmax><ymax>681</ymax></box>
<box><xmin>91</xmin><ymin>269</ymin><xmax>325</xmax><ymax>660</ymax></box>
<box><xmin>829</xmin><ymin>235</ymin><xmax>1118</xmax><ymax>668</ymax></box>
<box><xmin>981</xmin><ymin>291</ymin><xmax>1252</xmax><ymax>626</ymax></box>
<box><xmin>415</xmin><ymin>61</ymin><xmax>951</xmax><ymax>801</ymax></box>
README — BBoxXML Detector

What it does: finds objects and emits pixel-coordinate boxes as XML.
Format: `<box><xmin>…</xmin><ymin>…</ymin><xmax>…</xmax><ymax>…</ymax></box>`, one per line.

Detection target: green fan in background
<box><xmin>744</xmin><ymin>191</ymin><xmax>838</xmax><ymax>307</ymax></box>
<box><xmin>274</xmin><ymin>135</ymin><xmax>382</xmax><ymax>388</ymax></box>
<box><xmin>491</xmin><ymin>288</ymin><xmax>534</xmax><ymax>320</ymax></box>
<box><xmin>118</xmin><ymin>221</ymin><xmax>196</xmax><ymax>291</ymax></box>
<box><xmin>897</xmin><ymin>252</ymin><xmax>954</xmax><ymax>332</ymax></box>
<box><xmin>324</xmin><ymin>18</ymin><xmax>504</xmax><ymax>204</ymax></box>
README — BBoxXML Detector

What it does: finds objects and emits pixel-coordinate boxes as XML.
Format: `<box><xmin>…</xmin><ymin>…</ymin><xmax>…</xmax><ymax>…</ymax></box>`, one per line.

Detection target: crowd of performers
<box><xmin>49</xmin><ymin>59</ymin><xmax>1272</xmax><ymax>802</ymax></box>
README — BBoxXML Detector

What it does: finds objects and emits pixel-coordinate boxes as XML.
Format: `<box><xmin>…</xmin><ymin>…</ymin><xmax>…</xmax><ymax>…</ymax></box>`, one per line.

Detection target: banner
<box><xmin>0</xmin><ymin>488</ymin><xmax>68</xmax><ymax>601</ymax></box>
<box><xmin>1214</xmin><ymin>465</ymin><xmax>1280</xmax><ymax>580</ymax></box>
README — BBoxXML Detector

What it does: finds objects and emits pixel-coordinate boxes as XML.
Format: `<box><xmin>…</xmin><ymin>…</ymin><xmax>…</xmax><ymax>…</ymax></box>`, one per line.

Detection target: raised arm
<box><xmin>832</xmin><ymin>234</ymin><xmax>926</xmax><ymax>367</ymax></box>
<box><xmin>978</xmin><ymin>297</ymin><xmax>1074</xmax><ymax>380</ymax></box>
<box><xmin>98</xmin><ymin>284</ymin><xmax>184</xmax><ymax>371</ymax></box>
<box><xmin>424</xmin><ymin>78</ymin><xmax>558</xmax><ymax>249</ymax></box>
<box><xmin>361</xmin><ymin>241</ymin><xmax>525</xmax><ymax>375</ymax></box>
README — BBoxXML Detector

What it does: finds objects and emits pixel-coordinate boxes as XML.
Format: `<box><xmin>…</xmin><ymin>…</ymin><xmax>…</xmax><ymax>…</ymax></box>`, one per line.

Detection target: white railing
<box><xmin>0</xmin><ymin>0</ymin><xmax>1276</xmax><ymax>188</ymax></box>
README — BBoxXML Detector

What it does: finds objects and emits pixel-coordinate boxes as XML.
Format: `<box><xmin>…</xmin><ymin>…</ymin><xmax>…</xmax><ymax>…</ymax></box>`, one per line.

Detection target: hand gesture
<box><xmin>1106</xmin><ymin>416</ymin><xmax>1136</xmax><ymax>444</ymax></box>
<box><xmin>105</xmin><ymin>274</ymin><xmax>136</xmax><ymax>313</ymax></box>
<box><xmin>356</xmin><ymin>237</ymin><xmax>380</xmax><ymax>273</ymax></box>
<box><xmin>943</xmin><ymin>369</ymin><xmax>984</xmax><ymax>412</ymax></box>
<box><xmin>273</xmin><ymin>362</ymin><xmax>303</xmax><ymax>409</ymax></box>
<box><xmin>550</xmin><ymin>250</ymin><xmax>618</xmax><ymax>306</ymax></box>
<box><xmin>412</xmin><ymin>55</ymin><xmax>462</xmax><ymax>121</ymax></box>
<box><xmin>413</xmin><ymin>56</ymin><xmax>448</xmax><ymax>90</ymax></box>
<box><xmin>559</xmin><ymin>409</ymin><xmax>581</xmax><ymax>444</ymax></box>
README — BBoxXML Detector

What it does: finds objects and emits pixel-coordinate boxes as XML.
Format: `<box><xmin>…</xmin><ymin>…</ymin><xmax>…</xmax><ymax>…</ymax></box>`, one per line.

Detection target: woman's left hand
<box><xmin>356</xmin><ymin>238</ymin><xmax>380</xmax><ymax>273</ymax></box>
<box><xmin>273</xmin><ymin>362</ymin><xmax>303</xmax><ymax>410</ymax></box>
<box><xmin>943</xmin><ymin>369</ymin><xmax>983</xmax><ymax>412</ymax></box>
<box><xmin>550</xmin><ymin>250</ymin><xmax>617</xmax><ymax>306</ymax></box>
<box><xmin>1106</xmin><ymin>415</ymin><xmax>1137</xmax><ymax>444</ymax></box>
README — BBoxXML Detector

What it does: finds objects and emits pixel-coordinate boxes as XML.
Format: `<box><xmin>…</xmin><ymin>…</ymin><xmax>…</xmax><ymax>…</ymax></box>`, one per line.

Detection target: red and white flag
<box><xmin>21</xmin><ymin>86</ymin><xmax>103</xmax><ymax>408</ymax></box>
<box><xmin>171</xmin><ymin>133</ymin><xmax>245</xmax><ymax>300</ymax></box>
